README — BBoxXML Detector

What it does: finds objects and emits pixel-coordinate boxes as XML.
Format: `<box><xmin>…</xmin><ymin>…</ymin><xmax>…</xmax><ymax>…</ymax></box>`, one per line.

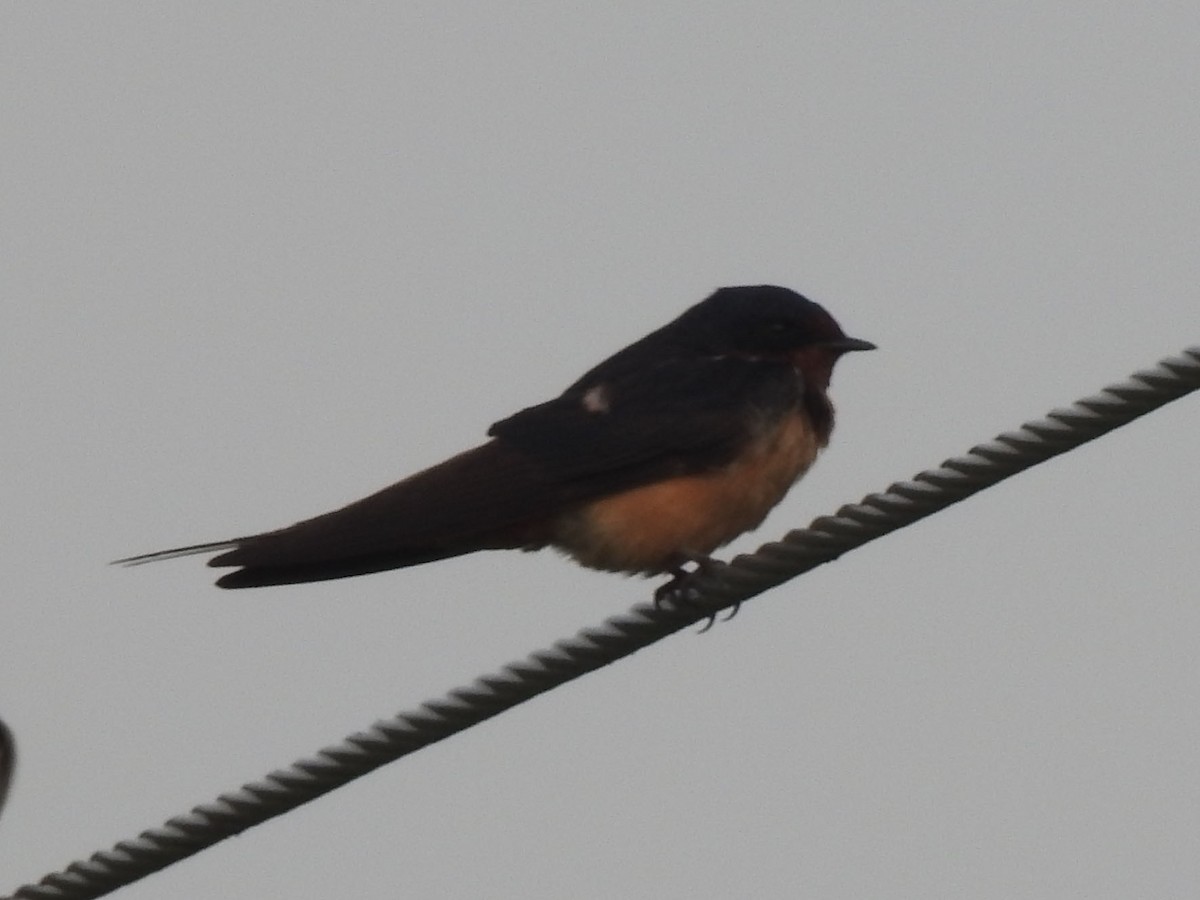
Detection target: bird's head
<box><xmin>671</xmin><ymin>285</ymin><xmax>875</xmax><ymax>385</ymax></box>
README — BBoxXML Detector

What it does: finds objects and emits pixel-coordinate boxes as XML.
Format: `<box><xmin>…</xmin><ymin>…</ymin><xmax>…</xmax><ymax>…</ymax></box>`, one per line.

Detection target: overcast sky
<box><xmin>2</xmin><ymin>4</ymin><xmax>1198</xmax><ymax>899</ymax></box>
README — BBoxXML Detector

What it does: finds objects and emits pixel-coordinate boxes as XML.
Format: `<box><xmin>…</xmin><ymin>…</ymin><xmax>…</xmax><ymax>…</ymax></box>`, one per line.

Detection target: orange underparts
<box><xmin>552</xmin><ymin>412</ymin><xmax>824</xmax><ymax>573</ymax></box>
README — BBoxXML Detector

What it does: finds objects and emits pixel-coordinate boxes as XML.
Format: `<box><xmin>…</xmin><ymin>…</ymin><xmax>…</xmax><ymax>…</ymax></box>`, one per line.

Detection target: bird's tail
<box><xmin>114</xmin><ymin>541</ymin><xmax>241</xmax><ymax>567</ymax></box>
<box><xmin>115</xmin><ymin>440</ymin><xmax>566</xmax><ymax>589</ymax></box>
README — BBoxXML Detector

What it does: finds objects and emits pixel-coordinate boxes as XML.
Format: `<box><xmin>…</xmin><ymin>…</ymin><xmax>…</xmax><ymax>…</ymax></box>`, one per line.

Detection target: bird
<box><xmin>117</xmin><ymin>285</ymin><xmax>874</xmax><ymax>591</ymax></box>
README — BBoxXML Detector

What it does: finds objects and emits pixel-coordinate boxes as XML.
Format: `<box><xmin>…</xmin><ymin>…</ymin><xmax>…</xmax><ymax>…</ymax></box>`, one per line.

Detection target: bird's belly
<box><xmin>552</xmin><ymin>412</ymin><xmax>823</xmax><ymax>574</ymax></box>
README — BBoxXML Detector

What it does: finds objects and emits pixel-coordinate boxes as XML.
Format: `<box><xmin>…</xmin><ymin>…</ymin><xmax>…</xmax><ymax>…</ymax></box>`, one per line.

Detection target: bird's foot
<box><xmin>653</xmin><ymin>557</ymin><xmax>738</xmax><ymax>632</ymax></box>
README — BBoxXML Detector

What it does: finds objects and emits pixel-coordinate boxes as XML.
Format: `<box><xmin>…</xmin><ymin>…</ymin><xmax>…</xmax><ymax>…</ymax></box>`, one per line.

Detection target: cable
<box><xmin>6</xmin><ymin>346</ymin><xmax>1198</xmax><ymax>900</ymax></box>
<box><xmin>0</xmin><ymin>717</ymin><xmax>13</xmax><ymax>827</ymax></box>
<box><xmin>697</xmin><ymin>345</ymin><xmax>1200</xmax><ymax>601</ymax></box>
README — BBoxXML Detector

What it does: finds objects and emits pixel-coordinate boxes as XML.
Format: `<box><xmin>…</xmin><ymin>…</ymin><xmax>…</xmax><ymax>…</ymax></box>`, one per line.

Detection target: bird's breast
<box><xmin>551</xmin><ymin>410</ymin><xmax>824</xmax><ymax>574</ymax></box>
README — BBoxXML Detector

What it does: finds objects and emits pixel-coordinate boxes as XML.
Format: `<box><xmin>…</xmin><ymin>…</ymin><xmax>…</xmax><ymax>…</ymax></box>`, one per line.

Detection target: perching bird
<box><xmin>118</xmin><ymin>285</ymin><xmax>874</xmax><ymax>591</ymax></box>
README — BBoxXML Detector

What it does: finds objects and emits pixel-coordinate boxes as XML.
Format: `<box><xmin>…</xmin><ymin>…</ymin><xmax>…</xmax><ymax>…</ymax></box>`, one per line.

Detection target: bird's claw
<box><xmin>653</xmin><ymin>557</ymin><xmax>737</xmax><ymax>632</ymax></box>
<box><xmin>653</xmin><ymin>574</ymin><xmax>700</xmax><ymax>609</ymax></box>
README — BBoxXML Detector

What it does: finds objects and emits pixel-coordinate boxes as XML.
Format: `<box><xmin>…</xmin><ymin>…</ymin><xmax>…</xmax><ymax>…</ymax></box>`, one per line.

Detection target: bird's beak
<box><xmin>822</xmin><ymin>336</ymin><xmax>876</xmax><ymax>353</ymax></box>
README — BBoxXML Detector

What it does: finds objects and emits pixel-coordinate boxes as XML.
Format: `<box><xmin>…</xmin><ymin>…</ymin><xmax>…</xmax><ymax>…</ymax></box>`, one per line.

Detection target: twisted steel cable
<box><xmin>696</xmin><ymin>345</ymin><xmax>1200</xmax><ymax>601</ymax></box>
<box><xmin>6</xmin><ymin>345</ymin><xmax>1199</xmax><ymax>900</ymax></box>
<box><xmin>0</xmin><ymin>718</ymin><xmax>13</xmax><ymax>827</ymax></box>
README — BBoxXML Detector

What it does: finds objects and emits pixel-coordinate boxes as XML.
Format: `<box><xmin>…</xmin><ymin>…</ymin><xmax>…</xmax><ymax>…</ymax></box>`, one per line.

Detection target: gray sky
<box><xmin>2</xmin><ymin>4</ymin><xmax>1198</xmax><ymax>898</ymax></box>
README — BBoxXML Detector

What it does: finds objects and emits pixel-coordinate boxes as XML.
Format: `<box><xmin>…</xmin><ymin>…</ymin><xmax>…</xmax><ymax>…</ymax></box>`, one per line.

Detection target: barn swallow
<box><xmin>118</xmin><ymin>285</ymin><xmax>874</xmax><ymax>591</ymax></box>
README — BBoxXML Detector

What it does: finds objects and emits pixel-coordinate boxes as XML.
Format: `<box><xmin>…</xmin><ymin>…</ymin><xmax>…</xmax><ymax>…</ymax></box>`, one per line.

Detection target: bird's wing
<box><xmin>203</xmin><ymin>440</ymin><xmax>567</xmax><ymax>585</ymax></box>
<box><xmin>123</xmin><ymin>356</ymin><xmax>799</xmax><ymax>587</ymax></box>
<box><xmin>488</xmin><ymin>354</ymin><xmax>799</xmax><ymax>488</ymax></box>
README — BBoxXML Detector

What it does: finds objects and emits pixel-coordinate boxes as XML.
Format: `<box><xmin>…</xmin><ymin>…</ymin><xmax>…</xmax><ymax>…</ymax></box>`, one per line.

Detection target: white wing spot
<box><xmin>581</xmin><ymin>384</ymin><xmax>611</xmax><ymax>413</ymax></box>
